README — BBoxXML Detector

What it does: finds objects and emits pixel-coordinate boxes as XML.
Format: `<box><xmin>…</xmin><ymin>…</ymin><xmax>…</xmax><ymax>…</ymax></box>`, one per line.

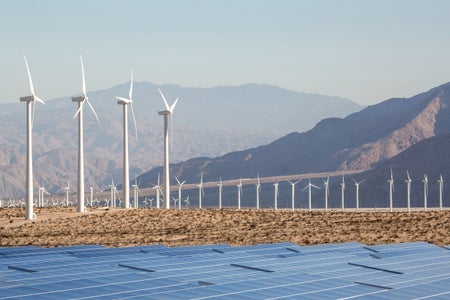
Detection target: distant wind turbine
<box><xmin>197</xmin><ymin>174</ymin><xmax>205</xmax><ymax>209</ymax></box>
<box><xmin>422</xmin><ymin>174</ymin><xmax>428</xmax><ymax>211</ymax></box>
<box><xmin>132</xmin><ymin>178</ymin><xmax>141</xmax><ymax>209</ymax></box>
<box><xmin>64</xmin><ymin>180</ymin><xmax>71</xmax><ymax>207</ymax></box>
<box><xmin>157</xmin><ymin>88</ymin><xmax>178</xmax><ymax>209</ymax></box>
<box><xmin>352</xmin><ymin>179</ymin><xmax>364</xmax><ymax>211</ymax></box>
<box><xmin>324</xmin><ymin>177</ymin><xmax>330</xmax><ymax>211</ymax></box>
<box><xmin>116</xmin><ymin>70</ymin><xmax>137</xmax><ymax>209</ymax></box>
<box><xmin>438</xmin><ymin>175</ymin><xmax>444</xmax><ymax>211</ymax></box>
<box><xmin>72</xmin><ymin>55</ymin><xmax>100</xmax><ymax>213</ymax></box>
<box><xmin>287</xmin><ymin>180</ymin><xmax>300</xmax><ymax>211</ymax></box>
<box><xmin>340</xmin><ymin>175</ymin><xmax>346</xmax><ymax>212</ymax></box>
<box><xmin>218</xmin><ymin>177</ymin><xmax>223</xmax><ymax>209</ymax></box>
<box><xmin>406</xmin><ymin>171</ymin><xmax>412</xmax><ymax>212</ymax></box>
<box><xmin>152</xmin><ymin>174</ymin><xmax>162</xmax><ymax>209</ymax></box>
<box><xmin>175</xmin><ymin>177</ymin><xmax>185</xmax><ymax>210</ymax></box>
<box><xmin>237</xmin><ymin>179</ymin><xmax>243</xmax><ymax>210</ymax></box>
<box><xmin>302</xmin><ymin>179</ymin><xmax>320</xmax><ymax>211</ymax></box>
<box><xmin>273</xmin><ymin>182</ymin><xmax>279</xmax><ymax>210</ymax></box>
<box><xmin>255</xmin><ymin>174</ymin><xmax>261</xmax><ymax>210</ymax></box>
<box><xmin>20</xmin><ymin>55</ymin><xmax>45</xmax><ymax>220</ymax></box>
<box><xmin>388</xmin><ymin>169</ymin><xmax>395</xmax><ymax>212</ymax></box>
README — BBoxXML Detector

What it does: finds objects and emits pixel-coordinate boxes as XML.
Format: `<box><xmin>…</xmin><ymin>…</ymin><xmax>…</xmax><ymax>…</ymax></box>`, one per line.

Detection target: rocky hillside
<box><xmin>139</xmin><ymin>82</ymin><xmax>450</xmax><ymax>190</ymax></box>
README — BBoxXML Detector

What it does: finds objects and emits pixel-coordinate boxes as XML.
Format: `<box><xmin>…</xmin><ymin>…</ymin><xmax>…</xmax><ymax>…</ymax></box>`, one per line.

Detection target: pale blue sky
<box><xmin>1</xmin><ymin>0</ymin><xmax>450</xmax><ymax>105</ymax></box>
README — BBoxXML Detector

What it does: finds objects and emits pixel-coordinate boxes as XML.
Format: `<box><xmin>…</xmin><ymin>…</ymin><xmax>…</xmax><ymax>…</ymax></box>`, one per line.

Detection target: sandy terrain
<box><xmin>1</xmin><ymin>207</ymin><xmax>450</xmax><ymax>248</ymax></box>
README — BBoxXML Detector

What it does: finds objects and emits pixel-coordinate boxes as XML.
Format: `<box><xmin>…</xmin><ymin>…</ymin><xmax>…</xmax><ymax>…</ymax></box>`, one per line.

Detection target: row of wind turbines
<box><xmin>19</xmin><ymin>55</ymin><xmax>178</xmax><ymax>219</ymax></box>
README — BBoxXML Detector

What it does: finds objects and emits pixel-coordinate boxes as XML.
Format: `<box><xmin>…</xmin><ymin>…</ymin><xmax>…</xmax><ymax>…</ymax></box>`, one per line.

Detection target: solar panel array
<box><xmin>1</xmin><ymin>241</ymin><xmax>449</xmax><ymax>299</ymax></box>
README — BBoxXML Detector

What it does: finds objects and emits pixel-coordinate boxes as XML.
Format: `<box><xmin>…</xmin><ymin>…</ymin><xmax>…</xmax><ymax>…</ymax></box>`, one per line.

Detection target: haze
<box><xmin>1</xmin><ymin>0</ymin><xmax>450</xmax><ymax>105</ymax></box>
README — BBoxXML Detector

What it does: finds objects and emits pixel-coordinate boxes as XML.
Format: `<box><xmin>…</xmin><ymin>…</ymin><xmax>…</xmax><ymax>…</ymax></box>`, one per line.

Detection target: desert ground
<box><xmin>1</xmin><ymin>207</ymin><xmax>450</xmax><ymax>248</ymax></box>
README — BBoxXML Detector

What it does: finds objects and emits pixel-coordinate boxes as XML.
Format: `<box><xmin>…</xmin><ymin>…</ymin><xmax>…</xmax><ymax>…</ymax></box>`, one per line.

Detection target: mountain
<box><xmin>0</xmin><ymin>83</ymin><xmax>360</xmax><ymax>198</ymax></box>
<box><xmin>138</xmin><ymin>82</ymin><xmax>450</xmax><ymax>190</ymax></box>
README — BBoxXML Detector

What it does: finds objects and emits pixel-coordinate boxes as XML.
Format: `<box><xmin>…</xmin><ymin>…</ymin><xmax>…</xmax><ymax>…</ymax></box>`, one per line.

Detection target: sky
<box><xmin>1</xmin><ymin>0</ymin><xmax>450</xmax><ymax>105</ymax></box>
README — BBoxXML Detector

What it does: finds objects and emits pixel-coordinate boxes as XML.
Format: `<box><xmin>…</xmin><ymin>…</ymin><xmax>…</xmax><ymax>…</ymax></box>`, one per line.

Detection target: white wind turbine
<box><xmin>438</xmin><ymin>175</ymin><xmax>444</xmax><ymax>211</ymax></box>
<box><xmin>184</xmin><ymin>196</ymin><xmax>190</xmax><ymax>208</ymax></box>
<box><xmin>89</xmin><ymin>186</ymin><xmax>94</xmax><ymax>207</ymax></box>
<box><xmin>64</xmin><ymin>180</ymin><xmax>71</xmax><ymax>207</ymax></box>
<box><xmin>324</xmin><ymin>177</ymin><xmax>330</xmax><ymax>211</ymax></box>
<box><xmin>72</xmin><ymin>56</ymin><xmax>100</xmax><ymax>213</ymax></box>
<box><xmin>352</xmin><ymin>179</ymin><xmax>364</xmax><ymax>211</ymax></box>
<box><xmin>302</xmin><ymin>179</ymin><xmax>320</xmax><ymax>211</ymax></box>
<box><xmin>198</xmin><ymin>174</ymin><xmax>205</xmax><ymax>208</ymax></box>
<box><xmin>157</xmin><ymin>88</ymin><xmax>179</xmax><ymax>209</ymax></box>
<box><xmin>108</xmin><ymin>180</ymin><xmax>115</xmax><ymax>207</ymax></box>
<box><xmin>116</xmin><ymin>71</ymin><xmax>138</xmax><ymax>209</ymax></box>
<box><xmin>152</xmin><ymin>174</ymin><xmax>162</xmax><ymax>209</ymax></box>
<box><xmin>218</xmin><ymin>177</ymin><xmax>223</xmax><ymax>209</ymax></box>
<box><xmin>406</xmin><ymin>171</ymin><xmax>412</xmax><ymax>212</ymax></box>
<box><xmin>287</xmin><ymin>180</ymin><xmax>300</xmax><ymax>211</ymax></box>
<box><xmin>175</xmin><ymin>177</ymin><xmax>186</xmax><ymax>209</ymax></box>
<box><xmin>422</xmin><ymin>174</ymin><xmax>428</xmax><ymax>211</ymax></box>
<box><xmin>237</xmin><ymin>179</ymin><xmax>243</xmax><ymax>210</ymax></box>
<box><xmin>340</xmin><ymin>175</ymin><xmax>346</xmax><ymax>211</ymax></box>
<box><xmin>20</xmin><ymin>55</ymin><xmax>45</xmax><ymax>220</ymax></box>
<box><xmin>255</xmin><ymin>174</ymin><xmax>261</xmax><ymax>210</ymax></box>
<box><xmin>132</xmin><ymin>178</ymin><xmax>141</xmax><ymax>209</ymax></box>
<box><xmin>388</xmin><ymin>169</ymin><xmax>394</xmax><ymax>212</ymax></box>
<box><xmin>273</xmin><ymin>182</ymin><xmax>279</xmax><ymax>210</ymax></box>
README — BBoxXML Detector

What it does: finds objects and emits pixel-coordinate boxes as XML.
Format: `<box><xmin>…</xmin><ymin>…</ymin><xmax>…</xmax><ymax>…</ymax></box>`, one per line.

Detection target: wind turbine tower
<box><xmin>116</xmin><ymin>71</ymin><xmax>137</xmax><ymax>209</ymax></box>
<box><xmin>255</xmin><ymin>174</ymin><xmax>261</xmax><ymax>210</ymax></box>
<box><xmin>175</xmin><ymin>177</ymin><xmax>185</xmax><ymax>210</ymax></box>
<box><xmin>218</xmin><ymin>177</ymin><xmax>223</xmax><ymax>209</ymax></box>
<box><xmin>64</xmin><ymin>180</ymin><xmax>70</xmax><ymax>207</ymax></box>
<box><xmin>20</xmin><ymin>55</ymin><xmax>45</xmax><ymax>220</ymax></box>
<box><xmin>438</xmin><ymin>175</ymin><xmax>444</xmax><ymax>211</ymax></box>
<box><xmin>152</xmin><ymin>174</ymin><xmax>162</xmax><ymax>209</ymax></box>
<box><xmin>406</xmin><ymin>171</ymin><xmax>412</xmax><ymax>212</ymax></box>
<box><xmin>324</xmin><ymin>177</ymin><xmax>330</xmax><ymax>211</ymax></box>
<box><xmin>388</xmin><ymin>169</ymin><xmax>394</xmax><ymax>212</ymax></box>
<box><xmin>288</xmin><ymin>180</ymin><xmax>300</xmax><ymax>211</ymax></box>
<box><xmin>352</xmin><ymin>179</ymin><xmax>364</xmax><ymax>211</ymax></box>
<box><xmin>198</xmin><ymin>174</ymin><xmax>204</xmax><ymax>209</ymax></box>
<box><xmin>340</xmin><ymin>175</ymin><xmax>346</xmax><ymax>212</ymax></box>
<box><xmin>132</xmin><ymin>180</ymin><xmax>139</xmax><ymax>208</ymax></box>
<box><xmin>423</xmin><ymin>174</ymin><xmax>428</xmax><ymax>211</ymax></box>
<box><xmin>71</xmin><ymin>56</ymin><xmax>100</xmax><ymax>213</ymax></box>
<box><xmin>273</xmin><ymin>182</ymin><xmax>279</xmax><ymax>210</ymax></box>
<box><xmin>157</xmin><ymin>88</ymin><xmax>178</xmax><ymax>209</ymax></box>
<box><xmin>303</xmin><ymin>179</ymin><xmax>320</xmax><ymax>211</ymax></box>
<box><xmin>237</xmin><ymin>179</ymin><xmax>243</xmax><ymax>210</ymax></box>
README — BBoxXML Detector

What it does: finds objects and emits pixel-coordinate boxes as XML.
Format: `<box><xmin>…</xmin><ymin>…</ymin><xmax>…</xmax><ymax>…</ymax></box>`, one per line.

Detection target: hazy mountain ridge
<box><xmin>138</xmin><ymin>82</ymin><xmax>450</xmax><ymax>188</ymax></box>
<box><xmin>0</xmin><ymin>82</ymin><xmax>360</xmax><ymax>198</ymax></box>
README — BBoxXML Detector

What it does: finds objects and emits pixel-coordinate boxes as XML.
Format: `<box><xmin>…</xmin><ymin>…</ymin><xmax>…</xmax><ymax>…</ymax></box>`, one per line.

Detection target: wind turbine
<box><xmin>72</xmin><ymin>56</ymin><xmax>100</xmax><ymax>213</ymax></box>
<box><xmin>302</xmin><ymin>179</ymin><xmax>320</xmax><ymax>211</ymax></box>
<box><xmin>287</xmin><ymin>180</ymin><xmax>300</xmax><ymax>211</ymax></box>
<box><xmin>273</xmin><ymin>182</ymin><xmax>279</xmax><ymax>210</ymax></box>
<box><xmin>256</xmin><ymin>174</ymin><xmax>261</xmax><ymax>210</ymax></box>
<box><xmin>388</xmin><ymin>169</ymin><xmax>394</xmax><ymax>212</ymax></box>
<box><xmin>184</xmin><ymin>196</ymin><xmax>190</xmax><ymax>208</ymax></box>
<box><xmin>438</xmin><ymin>175</ymin><xmax>444</xmax><ymax>211</ymax></box>
<box><xmin>175</xmin><ymin>177</ymin><xmax>185</xmax><ymax>209</ymax></box>
<box><xmin>89</xmin><ymin>186</ymin><xmax>93</xmax><ymax>207</ymax></box>
<box><xmin>132</xmin><ymin>178</ymin><xmax>141</xmax><ymax>209</ymax></box>
<box><xmin>218</xmin><ymin>177</ymin><xmax>223</xmax><ymax>209</ymax></box>
<box><xmin>116</xmin><ymin>70</ymin><xmax>138</xmax><ymax>209</ymax></box>
<box><xmin>157</xmin><ymin>88</ymin><xmax>178</xmax><ymax>209</ymax></box>
<box><xmin>64</xmin><ymin>180</ymin><xmax>71</xmax><ymax>207</ymax></box>
<box><xmin>237</xmin><ymin>179</ymin><xmax>243</xmax><ymax>210</ymax></box>
<box><xmin>340</xmin><ymin>175</ymin><xmax>346</xmax><ymax>211</ymax></box>
<box><xmin>352</xmin><ymin>179</ymin><xmax>364</xmax><ymax>211</ymax></box>
<box><xmin>198</xmin><ymin>174</ymin><xmax>205</xmax><ymax>208</ymax></box>
<box><xmin>324</xmin><ymin>177</ymin><xmax>330</xmax><ymax>211</ymax></box>
<box><xmin>406</xmin><ymin>171</ymin><xmax>412</xmax><ymax>212</ymax></box>
<box><xmin>152</xmin><ymin>174</ymin><xmax>162</xmax><ymax>209</ymax></box>
<box><xmin>423</xmin><ymin>174</ymin><xmax>428</xmax><ymax>211</ymax></box>
<box><xmin>20</xmin><ymin>55</ymin><xmax>45</xmax><ymax>220</ymax></box>
<box><xmin>108</xmin><ymin>180</ymin><xmax>115</xmax><ymax>207</ymax></box>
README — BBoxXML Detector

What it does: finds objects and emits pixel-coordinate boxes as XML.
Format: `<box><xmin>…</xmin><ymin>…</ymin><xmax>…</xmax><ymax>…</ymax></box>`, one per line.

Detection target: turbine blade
<box><xmin>158</xmin><ymin>88</ymin><xmax>170</xmax><ymax>110</ymax></box>
<box><xmin>73</xmin><ymin>102</ymin><xmax>83</xmax><ymax>119</ymax></box>
<box><xmin>170</xmin><ymin>97</ymin><xmax>178</xmax><ymax>112</ymax></box>
<box><xmin>23</xmin><ymin>55</ymin><xmax>35</xmax><ymax>96</ymax></box>
<box><xmin>34</xmin><ymin>96</ymin><xmax>46</xmax><ymax>105</ymax></box>
<box><xmin>86</xmin><ymin>99</ymin><xmax>100</xmax><ymax>123</ymax></box>
<box><xmin>130</xmin><ymin>103</ymin><xmax>138</xmax><ymax>138</ymax></box>
<box><xmin>129</xmin><ymin>70</ymin><xmax>133</xmax><ymax>100</ymax></box>
<box><xmin>170</xmin><ymin>114</ymin><xmax>174</xmax><ymax>150</ymax></box>
<box><xmin>80</xmin><ymin>55</ymin><xmax>87</xmax><ymax>98</ymax></box>
<box><xmin>175</xmin><ymin>177</ymin><xmax>181</xmax><ymax>185</ymax></box>
<box><xmin>116</xmin><ymin>96</ymin><xmax>131</xmax><ymax>103</ymax></box>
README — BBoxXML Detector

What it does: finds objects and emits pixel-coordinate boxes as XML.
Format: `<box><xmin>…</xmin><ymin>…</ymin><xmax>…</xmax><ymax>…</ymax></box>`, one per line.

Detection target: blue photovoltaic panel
<box><xmin>0</xmin><ymin>241</ymin><xmax>449</xmax><ymax>299</ymax></box>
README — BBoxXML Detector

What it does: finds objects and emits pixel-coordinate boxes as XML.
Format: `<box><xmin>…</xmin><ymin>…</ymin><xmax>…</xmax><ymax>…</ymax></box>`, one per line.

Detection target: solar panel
<box><xmin>0</xmin><ymin>242</ymin><xmax>449</xmax><ymax>299</ymax></box>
